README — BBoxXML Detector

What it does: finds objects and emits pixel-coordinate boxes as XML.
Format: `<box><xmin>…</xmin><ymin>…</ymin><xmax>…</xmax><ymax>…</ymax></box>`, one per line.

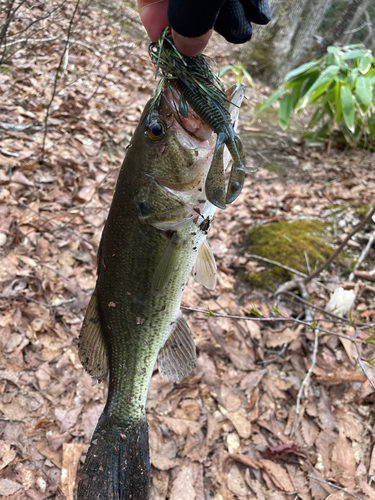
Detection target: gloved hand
<box><xmin>168</xmin><ymin>0</ymin><xmax>271</xmax><ymax>44</ymax></box>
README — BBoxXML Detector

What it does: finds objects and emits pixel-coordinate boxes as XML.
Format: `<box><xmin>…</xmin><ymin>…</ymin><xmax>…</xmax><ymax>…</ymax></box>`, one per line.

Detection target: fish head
<box><xmin>128</xmin><ymin>84</ymin><xmax>244</xmax><ymax>230</ymax></box>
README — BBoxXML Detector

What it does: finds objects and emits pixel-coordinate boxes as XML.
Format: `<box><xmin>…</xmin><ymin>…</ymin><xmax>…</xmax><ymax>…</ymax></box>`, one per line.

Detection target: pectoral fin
<box><xmin>158</xmin><ymin>312</ymin><xmax>196</xmax><ymax>382</ymax></box>
<box><xmin>152</xmin><ymin>232</ymin><xmax>182</xmax><ymax>295</ymax></box>
<box><xmin>78</xmin><ymin>287</ymin><xmax>108</xmax><ymax>381</ymax></box>
<box><xmin>192</xmin><ymin>239</ymin><xmax>217</xmax><ymax>290</ymax></box>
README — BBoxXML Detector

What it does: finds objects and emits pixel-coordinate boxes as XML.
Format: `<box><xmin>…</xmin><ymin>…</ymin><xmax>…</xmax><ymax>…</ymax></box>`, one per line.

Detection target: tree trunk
<box><xmin>318</xmin><ymin>0</ymin><xmax>368</xmax><ymax>55</ymax></box>
<box><xmin>241</xmin><ymin>0</ymin><xmax>333</xmax><ymax>86</ymax></box>
<box><xmin>340</xmin><ymin>0</ymin><xmax>369</xmax><ymax>45</ymax></box>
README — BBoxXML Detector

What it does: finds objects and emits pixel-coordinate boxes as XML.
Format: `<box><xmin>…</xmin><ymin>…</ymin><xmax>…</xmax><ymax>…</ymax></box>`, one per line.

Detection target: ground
<box><xmin>1</xmin><ymin>1</ymin><xmax>375</xmax><ymax>499</ymax></box>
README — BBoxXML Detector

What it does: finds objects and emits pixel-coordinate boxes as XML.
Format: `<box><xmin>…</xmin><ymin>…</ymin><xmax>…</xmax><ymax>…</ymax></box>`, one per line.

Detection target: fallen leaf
<box><xmin>60</xmin><ymin>443</ymin><xmax>83</xmax><ymax>500</ymax></box>
<box><xmin>227</xmin><ymin>464</ymin><xmax>249</xmax><ymax>497</ymax></box>
<box><xmin>259</xmin><ymin>459</ymin><xmax>294</xmax><ymax>492</ymax></box>
<box><xmin>0</xmin><ymin>478</ymin><xmax>22</xmax><ymax>496</ymax></box>
<box><xmin>219</xmin><ymin>405</ymin><xmax>251</xmax><ymax>439</ymax></box>
<box><xmin>331</xmin><ymin>430</ymin><xmax>356</xmax><ymax>488</ymax></box>
<box><xmin>169</xmin><ymin>464</ymin><xmax>196</xmax><ymax>500</ymax></box>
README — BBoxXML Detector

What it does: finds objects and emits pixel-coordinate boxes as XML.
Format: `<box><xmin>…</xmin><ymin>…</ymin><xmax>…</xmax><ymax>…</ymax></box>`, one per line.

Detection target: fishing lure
<box><xmin>149</xmin><ymin>28</ymin><xmax>256</xmax><ymax>209</ymax></box>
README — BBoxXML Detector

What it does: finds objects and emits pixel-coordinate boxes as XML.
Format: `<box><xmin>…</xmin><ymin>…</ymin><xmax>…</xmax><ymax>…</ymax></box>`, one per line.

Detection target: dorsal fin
<box><xmin>152</xmin><ymin>232</ymin><xmax>183</xmax><ymax>295</ymax></box>
<box><xmin>192</xmin><ymin>239</ymin><xmax>217</xmax><ymax>290</ymax></box>
<box><xmin>78</xmin><ymin>287</ymin><xmax>108</xmax><ymax>381</ymax></box>
<box><xmin>158</xmin><ymin>312</ymin><xmax>196</xmax><ymax>382</ymax></box>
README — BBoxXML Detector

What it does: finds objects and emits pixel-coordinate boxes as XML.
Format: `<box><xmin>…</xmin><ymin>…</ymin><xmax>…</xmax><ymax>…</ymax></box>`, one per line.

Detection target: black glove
<box><xmin>168</xmin><ymin>0</ymin><xmax>271</xmax><ymax>44</ymax></box>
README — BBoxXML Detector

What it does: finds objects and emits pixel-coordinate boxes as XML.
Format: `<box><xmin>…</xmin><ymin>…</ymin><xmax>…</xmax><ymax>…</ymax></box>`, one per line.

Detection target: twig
<box><xmin>1</xmin><ymin>36</ymin><xmax>102</xmax><ymax>57</ymax></box>
<box><xmin>306</xmin><ymin>205</ymin><xmax>375</xmax><ymax>284</ymax></box>
<box><xmin>307</xmin><ymin>476</ymin><xmax>363</xmax><ymax>500</ymax></box>
<box><xmin>1</xmin><ymin>36</ymin><xmax>135</xmax><ymax>57</ymax></box>
<box><xmin>245</xmin><ymin>253</ymin><xmax>331</xmax><ymax>291</ymax></box>
<box><xmin>280</xmin><ymin>290</ymin><xmax>356</xmax><ymax>324</ymax></box>
<box><xmin>0</xmin><ymin>122</ymin><xmax>44</xmax><ymax>133</ymax></box>
<box><xmin>354</xmin><ymin>327</ymin><xmax>375</xmax><ymax>391</ymax></box>
<box><xmin>246</xmin><ymin>253</ymin><xmax>308</xmax><ymax>278</ymax></box>
<box><xmin>0</xmin><ymin>417</ymin><xmax>23</xmax><ymax>422</ymax></box>
<box><xmin>349</xmin><ymin>227</ymin><xmax>375</xmax><ymax>281</ymax></box>
<box><xmin>290</xmin><ymin>327</ymin><xmax>319</xmax><ymax>437</ymax></box>
<box><xmin>14</xmin><ymin>197</ymin><xmax>94</xmax><ymax>246</ymax></box>
<box><xmin>42</xmin><ymin>0</ymin><xmax>81</xmax><ymax>156</ymax></box>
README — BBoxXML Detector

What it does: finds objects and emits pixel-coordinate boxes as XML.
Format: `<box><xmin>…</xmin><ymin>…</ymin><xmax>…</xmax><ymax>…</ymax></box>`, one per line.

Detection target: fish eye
<box><xmin>146</xmin><ymin>120</ymin><xmax>166</xmax><ymax>141</ymax></box>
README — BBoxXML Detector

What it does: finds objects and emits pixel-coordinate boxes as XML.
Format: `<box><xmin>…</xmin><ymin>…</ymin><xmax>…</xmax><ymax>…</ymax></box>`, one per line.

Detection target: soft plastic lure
<box><xmin>149</xmin><ymin>28</ymin><xmax>256</xmax><ymax>209</ymax></box>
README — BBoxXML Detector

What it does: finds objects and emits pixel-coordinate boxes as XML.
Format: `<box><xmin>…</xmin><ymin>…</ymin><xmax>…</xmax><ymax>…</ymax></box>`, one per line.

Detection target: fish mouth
<box><xmin>163</xmin><ymin>83</ymin><xmax>213</xmax><ymax>142</ymax></box>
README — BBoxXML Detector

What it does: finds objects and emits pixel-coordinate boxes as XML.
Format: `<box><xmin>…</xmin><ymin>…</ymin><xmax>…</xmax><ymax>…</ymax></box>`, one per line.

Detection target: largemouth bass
<box><xmin>77</xmin><ymin>83</ymin><xmax>245</xmax><ymax>500</ymax></box>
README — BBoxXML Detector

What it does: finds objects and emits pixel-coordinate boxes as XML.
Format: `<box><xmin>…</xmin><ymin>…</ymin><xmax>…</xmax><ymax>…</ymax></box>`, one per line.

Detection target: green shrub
<box><xmin>259</xmin><ymin>45</ymin><xmax>375</xmax><ymax>146</ymax></box>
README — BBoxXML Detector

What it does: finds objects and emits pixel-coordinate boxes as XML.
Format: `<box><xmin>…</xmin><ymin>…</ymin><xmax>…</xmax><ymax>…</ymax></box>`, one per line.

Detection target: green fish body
<box><xmin>77</xmin><ymin>84</ymin><xmax>244</xmax><ymax>500</ymax></box>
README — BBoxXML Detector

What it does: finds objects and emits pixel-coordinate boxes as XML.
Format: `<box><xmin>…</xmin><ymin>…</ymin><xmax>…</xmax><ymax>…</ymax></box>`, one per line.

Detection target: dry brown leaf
<box><xmin>60</xmin><ymin>442</ymin><xmax>83</xmax><ymax>500</ymax></box>
<box><xmin>317</xmin><ymin>388</ymin><xmax>337</xmax><ymax>430</ymax></box>
<box><xmin>38</xmin><ymin>445</ymin><xmax>62</xmax><ymax>469</ymax></box>
<box><xmin>300</xmin><ymin>417</ymin><xmax>319</xmax><ymax>447</ymax></box>
<box><xmin>0</xmin><ymin>442</ymin><xmax>17</xmax><ymax>470</ymax></box>
<box><xmin>221</xmin><ymin>385</ymin><xmax>242</xmax><ymax>412</ymax></box>
<box><xmin>161</xmin><ymin>417</ymin><xmax>202</xmax><ymax>437</ymax></box>
<box><xmin>244</xmin><ymin>471</ymin><xmax>267</xmax><ymax>500</ymax></box>
<box><xmin>259</xmin><ymin>459</ymin><xmax>294</xmax><ymax>492</ymax></box>
<box><xmin>356</xmin><ymin>461</ymin><xmax>375</xmax><ymax>499</ymax></box>
<box><xmin>227</xmin><ymin>464</ymin><xmax>249</xmax><ymax>497</ymax></box>
<box><xmin>331</xmin><ymin>430</ymin><xmax>356</xmax><ymax>488</ymax></box>
<box><xmin>264</xmin><ymin>328</ymin><xmax>300</xmax><ymax>348</ymax></box>
<box><xmin>150</xmin><ymin>450</ymin><xmax>179</xmax><ymax>471</ymax></box>
<box><xmin>220</xmin><ymin>405</ymin><xmax>251</xmax><ymax>439</ymax></box>
<box><xmin>240</xmin><ymin>370</ymin><xmax>267</xmax><ymax>395</ymax></box>
<box><xmin>0</xmin><ymin>478</ymin><xmax>23</xmax><ymax>496</ymax></box>
<box><xmin>285</xmin><ymin>465</ymin><xmax>310</xmax><ymax>500</ymax></box>
<box><xmin>226</xmin><ymin>344</ymin><xmax>255</xmax><ymax>371</ymax></box>
<box><xmin>169</xmin><ymin>464</ymin><xmax>196</xmax><ymax>500</ymax></box>
<box><xmin>229</xmin><ymin>453</ymin><xmax>260</xmax><ymax>469</ymax></box>
<box><xmin>150</xmin><ymin>469</ymin><xmax>169</xmax><ymax>500</ymax></box>
<box><xmin>314</xmin><ymin>367</ymin><xmax>366</xmax><ymax>386</ymax></box>
<box><xmin>206</xmin><ymin>413</ymin><xmax>220</xmax><ymax>447</ymax></box>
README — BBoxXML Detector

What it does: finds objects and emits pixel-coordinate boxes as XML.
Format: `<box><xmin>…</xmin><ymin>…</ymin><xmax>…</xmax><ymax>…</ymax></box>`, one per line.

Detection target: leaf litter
<box><xmin>1</xmin><ymin>0</ymin><xmax>375</xmax><ymax>499</ymax></box>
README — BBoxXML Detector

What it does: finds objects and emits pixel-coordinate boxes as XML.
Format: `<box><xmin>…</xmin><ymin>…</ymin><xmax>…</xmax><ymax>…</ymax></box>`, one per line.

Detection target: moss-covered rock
<box><xmin>245</xmin><ymin>219</ymin><xmax>335</xmax><ymax>290</ymax></box>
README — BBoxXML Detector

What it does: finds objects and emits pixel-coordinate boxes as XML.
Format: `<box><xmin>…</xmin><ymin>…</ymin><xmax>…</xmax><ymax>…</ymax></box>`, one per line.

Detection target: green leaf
<box><xmin>358</xmin><ymin>52</ymin><xmax>373</xmax><ymax>74</ymax></box>
<box><xmin>278</xmin><ymin>93</ymin><xmax>293</xmax><ymax>129</ymax></box>
<box><xmin>236</xmin><ymin>64</ymin><xmax>255</xmax><ymax>87</ymax></box>
<box><xmin>259</xmin><ymin>88</ymin><xmax>286</xmax><ymax>111</ymax></box>
<box><xmin>284</xmin><ymin>60</ymin><xmax>321</xmax><ymax>82</ymax></box>
<box><xmin>340</xmin><ymin>85</ymin><xmax>355</xmax><ymax>132</ymax></box>
<box><xmin>348</xmin><ymin>68</ymin><xmax>358</xmax><ymax>89</ymax></box>
<box><xmin>342</xmin><ymin>49</ymin><xmax>367</xmax><ymax>60</ymax></box>
<box><xmin>355</xmin><ymin>76</ymin><xmax>371</xmax><ymax>112</ymax></box>
<box><xmin>297</xmin><ymin>65</ymin><xmax>339</xmax><ymax>108</ymax></box>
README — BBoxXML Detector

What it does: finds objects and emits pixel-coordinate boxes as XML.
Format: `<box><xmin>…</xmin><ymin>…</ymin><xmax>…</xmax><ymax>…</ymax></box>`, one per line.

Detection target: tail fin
<box><xmin>77</xmin><ymin>415</ymin><xmax>150</xmax><ymax>500</ymax></box>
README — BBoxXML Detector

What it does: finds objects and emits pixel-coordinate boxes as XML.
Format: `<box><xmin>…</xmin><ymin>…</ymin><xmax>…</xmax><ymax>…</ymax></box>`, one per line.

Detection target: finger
<box><xmin>171</xmin><ymin>28</ymin><xmax>212</xmax><ymax>57</ymax></box>
<box><xmin>137</xmin><ymin>0</ymin><xmax>169</xmax><ymax>41</ymax></box>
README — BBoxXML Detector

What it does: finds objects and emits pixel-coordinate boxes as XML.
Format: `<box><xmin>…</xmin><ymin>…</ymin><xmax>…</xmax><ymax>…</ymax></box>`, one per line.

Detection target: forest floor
<box><xmin>1</xmin><ymin>1</ymin><xmax>375</xmax><ymax>499</ymax></box>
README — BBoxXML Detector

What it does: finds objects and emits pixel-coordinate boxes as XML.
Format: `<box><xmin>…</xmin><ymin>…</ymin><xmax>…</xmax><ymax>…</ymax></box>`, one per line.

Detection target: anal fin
<box><xmin>192</xmin><ymin>239</ymin><xmax>217</xmax><ymax>290</ymax></box>
<box><xmin>79</xmin><ymin>287</ymin><xmax>108</xmax><ymax>381</ymax></box>
<box><xmin>158</xmin><ymin>312</ymin><xmax>196</xmax><ymax>383</ymax></box>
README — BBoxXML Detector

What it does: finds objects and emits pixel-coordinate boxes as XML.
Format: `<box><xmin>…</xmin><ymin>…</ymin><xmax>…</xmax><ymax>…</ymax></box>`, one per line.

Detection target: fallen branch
<box><xmin>307</xmin><ymin>475</ymin><xmax>363</xmax><ymax>500</ymax></box>
<box><xmin>349</xmin><ymin>227</ymin><xmax>375</xmax><ymax>281</ymax></box>
<box><xmin>306</xmin><ymin>205</ymin><xmax>375</xmax><ymax>284</ymax></box>
<box><xmin>181</xmin><ymin>305</ymin><xmax>375</xmax><ymax>389</ymax></box>
<box><xmin>290</xmin><ymin>326</ymin><xmax>319</xmax><ymax>438</ymax></box>
<box><xmin>245</xmin><ymin>253</ymin><xmax>331</xmax><ymax>291</ymax></box>
<box><xmin>1</xmin><ymin>36</ymin><xmax>135</xmax><ymax>57</ymax></box>
<box><xmin>354</xmin><ymin>327</ymin><xmax>375</xmax><ymax>391</ymax></box>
